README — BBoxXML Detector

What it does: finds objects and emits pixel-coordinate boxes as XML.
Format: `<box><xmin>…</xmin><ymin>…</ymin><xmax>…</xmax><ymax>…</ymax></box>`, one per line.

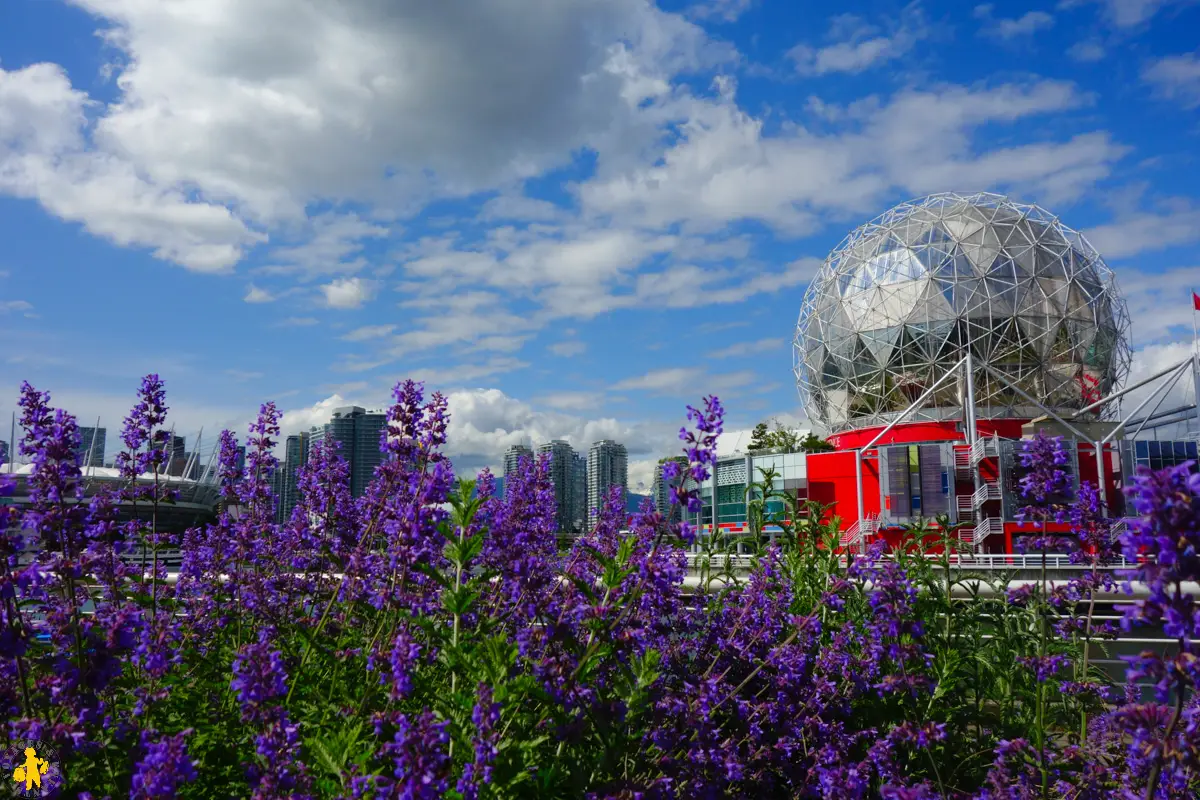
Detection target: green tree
<box><xmin>799</xmin><ymin>433</ymin><xmax>835</xmax><ymax>453</ymax></box>
<box><xmin>747</xmin><ymin>422</ymin><xmax>772</xmax><ymax>452</ymax></box>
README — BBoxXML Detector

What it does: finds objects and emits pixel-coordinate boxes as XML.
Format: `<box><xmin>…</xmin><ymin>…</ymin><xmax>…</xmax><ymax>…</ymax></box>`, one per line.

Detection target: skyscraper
<box><xmin>0</xmin><ymin>439</ymin><xmax>8</xmax><ymax>467</ymax></box>
<box><xmin>653</xmin><ymin>458</ymin><xmax>684</xmax><ymax>523</ymax></box>
<box><xmin>276</xmin><ymin>431</ymin><xmax>311</xmax><ymax>523</ymax></box>
<box><xmin>587</xmin><ymin>440</ymin><xmax>628</xmax><ymax>526</ymax></box>
<box><xmin>314</xmin><ymin>407</ymin><xmax>386</xmax><ymax>498</ymax></box>
<box><xmin>536</xmin><ymin>440</ymin><xmax>582</xmax><ymax>534</ymax></box>
<box><xmin>572</xmin><ymin>452</ymin><xmax>587</xmax><ymax>532</ymax></box>
<box><xmin>502</xmin><ymin>445</ymin><xmax>532</xmax><ymax>494</ymax></box>
<box><xmin>76</xmin><ymin>426</ymin><xmax>107</xmax><ymax>468</ymax></box>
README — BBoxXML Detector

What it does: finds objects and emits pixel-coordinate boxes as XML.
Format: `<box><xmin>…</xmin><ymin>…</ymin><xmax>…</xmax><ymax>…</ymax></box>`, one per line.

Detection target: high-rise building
<box><xmin>536</xmin><ymin>440</ymin><xmax>582</xmax><ymax>533</ymax></box>
<box><xmin>587</xmin><ymin>440</ymin><xmax>628</xmax><ymax>525</ymax></box>
<box><xmin>0</xmin><ymin>439</ymin><xmax>8</xmax><ymax>467</ymax></box>
<box><xmin>166</xmin><ymin>435</ymin><xmax>187</xmax><ymax>476</ymax></box>
<box><xmin>502</xmin><ymin>445</ymin><xmax>532</xmax><ymax>494</ymax></box>
<box><xmin>234</xmin><ymin>446</ymin><xmax>247</xmax><ymax>475</ymax></box>
<box><xmin>572</xmin><ymin>452</ymin><xmax>587</xmax><ymax>532</ymax></box>
<box><xmin>313</xmin><ymin>407</ymin><xmax>386</xmax><ymax>498</ymax></box>
<box><xmin>276</xmin><ymin>432</ymin><xmax>311</xmax><ymax>523</ymax></box>
<box><xmin>76</xmin><ymin>426</ymin><xmax>107</xmax><ymax>468</ymax></box>
<box><xmin>653</xmin><ymin>459</ymin><xmax>683</xmax><ymax>523</ymax></box>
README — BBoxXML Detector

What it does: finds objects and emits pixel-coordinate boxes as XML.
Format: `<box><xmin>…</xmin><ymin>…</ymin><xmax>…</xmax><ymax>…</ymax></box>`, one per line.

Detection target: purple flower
<box><xmin>231</xmin><ymin>630</ymin><xmax>289</xmax><ymax>721</ymax></box>
<box><xmin>130</xmin><ymin>729</ymin><xmax>198</xmax><ymax>798</ymax></box>
<box><xmin>457</xmin><ymin>684</ymin><xmax>501</xmax><ymax>799</ymax></box>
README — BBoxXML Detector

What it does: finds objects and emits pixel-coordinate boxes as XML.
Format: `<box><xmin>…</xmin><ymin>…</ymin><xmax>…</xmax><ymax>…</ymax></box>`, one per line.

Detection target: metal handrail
<box><xmin>972</xmin><ymin>517</ymin><xmax>1002</xmax><ymax>548</ymax></box>
<box><xmin>973</xmin><ymin>481</ymin><xmax>1001</xmax><ymax>506</ymax></box>
<box><xmin>970</xmin><ymin>433</ymin><xmax>999</xmax><ymax>465</ymax></box>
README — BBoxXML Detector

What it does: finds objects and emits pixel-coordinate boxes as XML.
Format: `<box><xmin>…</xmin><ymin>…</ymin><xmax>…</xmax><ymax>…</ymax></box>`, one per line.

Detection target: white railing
<box><xmin>973</xmin><ymin>481</ymin><xmax>1001</xmax><ymax>506</ymax></box>
<box><xmin>970</xmin><ymin>434</ymin><xmax>999</xmax><ymax>465</ymax></box>
<box><xmin>944</xmin><ymin>552</ymin><xmax>1135</xmax><ymax>571</ymax></box>
<box><xmin>955</xmin><ymin>495</ymin><xmax>975</xmax><ymax>516</ymax></box>
<box><xmin>972</xmin><ymin>517</ymin><xmax>1002</xmax><ymax>549</ymax></box>
<box><xmin>839</xmin><ymin>514</ymin><xmax>878</xmax><ymax>553</ymax></box>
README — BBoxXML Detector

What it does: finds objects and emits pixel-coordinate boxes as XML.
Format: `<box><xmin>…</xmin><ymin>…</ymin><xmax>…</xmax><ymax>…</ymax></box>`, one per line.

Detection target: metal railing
<box><xmin>973</xmin><ymin>480</ymin><xmax>1001</xmax><ymax>506</ymax></box>
<box><xmin>972</xmin><ymin>517</ymin><xmax>1002</xmax><ymax>549</ymax></box>
<box><xmin>970</xmin><ymin>434</ymin><xmax>999</xmax><ymax>465</ymax></box>
<box><xmin>839</xmin><ymin>515</ymin><xmax>877</xmax><ymax>553</ymax></box>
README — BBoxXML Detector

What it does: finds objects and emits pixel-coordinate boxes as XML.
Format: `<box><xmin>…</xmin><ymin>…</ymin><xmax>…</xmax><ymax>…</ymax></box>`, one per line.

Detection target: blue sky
<box><xmin>2</xmin><ymin>0</ymin><xmax>1199</xmax><ymax>490</ymax></box>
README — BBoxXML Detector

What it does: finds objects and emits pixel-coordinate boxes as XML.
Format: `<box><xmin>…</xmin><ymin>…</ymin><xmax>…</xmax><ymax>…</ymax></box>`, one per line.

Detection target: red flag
<box><xmin>1194</xmin><ymin>291</ymin><xmax>1200</xmax><ymax>311</ymax></box>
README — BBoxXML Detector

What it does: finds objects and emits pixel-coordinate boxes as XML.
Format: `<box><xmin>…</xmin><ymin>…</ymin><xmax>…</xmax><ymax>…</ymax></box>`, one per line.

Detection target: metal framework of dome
<box><xmin>793</xmin><ymin>192</ymin><xmax>1132</xmax><ymax>432</ymax></box>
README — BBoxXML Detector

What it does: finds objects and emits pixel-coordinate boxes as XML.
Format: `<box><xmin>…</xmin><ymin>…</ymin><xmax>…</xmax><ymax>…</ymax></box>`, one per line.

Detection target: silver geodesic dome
<box><xmin>794</xmin><ymin>192</ymin><xmax>1132</xmax><ymax>432</ymax></box>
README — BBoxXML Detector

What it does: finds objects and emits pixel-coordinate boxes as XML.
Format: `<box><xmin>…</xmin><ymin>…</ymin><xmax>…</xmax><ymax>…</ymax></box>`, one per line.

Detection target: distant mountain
<box><xmin>626</xmin><ymin>492</ymin><xmax>650</xmax><ymax>513</ymax></box>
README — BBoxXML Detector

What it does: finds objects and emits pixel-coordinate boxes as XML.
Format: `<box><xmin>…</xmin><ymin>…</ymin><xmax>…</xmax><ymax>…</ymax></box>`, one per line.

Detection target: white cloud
<box><xmin>243</xmin><ymin>285</ymin><xmax>275</xmax><ymax>303</ymax></box>
<box><xmin>276</xmin><ymin>316</ymin><xmax>320</xmax><ymax>327</ymax></box>
<box><xmin>974</xmin><ymin>6</ymin><xmax>1055</xmax><ymax>39</ymax></box>
<box><xmin>1067</xmin><ymin>40</ymin><xmax>1107</xmax><ymax>62</ymax></box>
<box><xmin>1119</xmin><ymin>339</ymin><xmax>1198</xmax><ymax>435</ymax></box>
<box><xmin>225</xmin><ymin>369</ymin><xmax>264</xmax><ymax>382</ymax></box>
<box><xmin>1143</xmin><ymin>53</ymin><xmax>1200</xmax><ymax>108</ymax></box>
<box><xmin>0</xmin><ymin>0</ymin><xmax>733</xmax><ymax>277</ymax></box>
<box><xmin>407</xmin><ymin>357</ymin><xmax>531</xmax><ymax>387</ymax></box>
<box><xmin>1058</xmin><ymin>0</ymin><xmax>1180</xmax><ymax>28</ymax></box>
<box><xmin>580</xmin><ymin>78</ymin><xmax>1123</xmax><ymax>232</ymax></box>
<box><xmin>1117</xmin><ymin>265</ymin><xmax>1200</xmax><ymax>347</ymax></box>
<box><xmin>0</xmin><ymin>63</ymin><xmax>263</xmax><ymax>272</ymax></box>
<box><xmin>787</xmin><ymin>7</ymin><xmax>929</xmax><ymax>76</ymax></box>
<box><xmin>46</xmin><ymin>0</ymin><xmax>719</xmax><ymax>220</ymax></box>
<box><xmin>534</xmin><ymin>391</ymin><xmax>604</xmax><ymax>411</ymax></box>
<box><xmin>341</xmin><ymin>324</ymin><xmax>396</xmax><ymax>342</ymax></box>
<box><xmin>0</xmin><ymin>300</ymin><xmax>35</xmax><ymax>315</ymax></box>
<box><xmin>1085</xmin><ymin>201</ymin><xmax>1200</xmax><ymax>258</ymax></box>
<box><xmin>549</xmin><ymin>340</ymin><xmax>587</xmax><ymax>357</ymax></box>
<box><xmin>611</xmin><ymin>366</ymin><xmax>758</xmax><ymax>396</ymax></box>
<box><xmin>321</xmin><ymin>277</ymin><xmax>376</xmax><ymax>309</ymax></box>
<box><xmin>710</xmin><ymin>337</ymin><xmax>787</xmax><ymax>359</ymax></box>
<box><xmin>687</xmin><ymin>0</ymin><xmax>754</xmax><ymax>23</ymax></box>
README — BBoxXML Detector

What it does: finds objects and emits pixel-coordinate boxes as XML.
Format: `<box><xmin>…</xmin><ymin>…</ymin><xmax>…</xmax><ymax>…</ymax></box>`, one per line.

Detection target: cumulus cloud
<box><xmin>1067</xmin><ymin>40</ymin><xmax>1106</xmax><ymax>62</ymax></box>
<box><xmin>787</xmin><ymin>7</ymin><xmax>930</xmax><ymax>76</ymax></box>
<box><xmin>0</xmin><ymin>63</ymin><xmax>263</xmax><ymax>272</ymax></box>
<box><xmin>578</xmin><ymin>79</ymin><xmax>1123</xmax><ymax>232</ymax></box>
<box><xmin>611</xmin><ymin>367</ymin><xmax>759</xmax><ymax>396</ymax></box>
<box><xmin>687</xmin><ymin>0</ymin><xmax>755</xmax><ymax>23</ymax></box>
<box><xmin>1058</xmin><ymin>0</ymin><xmax>1182</xmax><ymax>28</ymax></box>
<box><xmin>1085</xmin><ymin>200</ymin><xmax>1200</xmax><ymax>258</ymax></box>
<box><xmin>243</xmin><ymin>285</ymin><xmax>275</xmax><ymax>303</ymax></box>
<box><xmin>341</xmin><ymin>324</ymin><xmax>396</xmax><ymax>342</ymax></box>
<box><xmin>321</xmin><ymin>277</ymin><xmax>376</xmax><ymax>309</ymax></box>
<box><xmin>549</xmin><ymin>340</ymin><xmax>587</xmax><ymax>357</ymax></box>
<box><xmin>0</xmin><ymin>300</ymin><xmax>35</xmax><ymax>316</ymax></box>
<box><xmin>1117</xmin><ymin>265</ymin><xmax>1200</xmax><ymax>347</ymax></box>
<box><xmin>710</xmin><ymin>338</ymin><xmax>787</xmax><ymax>359</ymax></box>
<box><xmin>974</xmin><ymin>6</ymin><xmax>1055</xmax><ymax>39</ymax></box>
<box><xmin>1142</xmin><ymin>53</ymin><xmax>1200</xmax><ymax>108</ymax></box>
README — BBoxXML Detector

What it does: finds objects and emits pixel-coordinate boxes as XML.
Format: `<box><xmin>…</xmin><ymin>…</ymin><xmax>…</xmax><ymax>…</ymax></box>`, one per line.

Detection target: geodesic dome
<box><xmin>793</xmin><ymin>192</ymin><xmax>1132</xmax><ymax>432</ymax></box>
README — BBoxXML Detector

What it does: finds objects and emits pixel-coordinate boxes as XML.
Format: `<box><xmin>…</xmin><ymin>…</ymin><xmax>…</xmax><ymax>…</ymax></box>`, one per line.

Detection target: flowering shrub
<box><xmin>2</xmin><ymin>379</ymin><xmax>1200</xmax><ymax>798</ymax></box>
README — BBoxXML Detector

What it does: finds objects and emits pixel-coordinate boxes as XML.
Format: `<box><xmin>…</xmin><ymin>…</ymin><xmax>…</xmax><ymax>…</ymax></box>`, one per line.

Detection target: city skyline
<box><xmin>3</xmin><ymin>0</ymin><xmax>1199</xmax><ymax>493</ymax></box>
